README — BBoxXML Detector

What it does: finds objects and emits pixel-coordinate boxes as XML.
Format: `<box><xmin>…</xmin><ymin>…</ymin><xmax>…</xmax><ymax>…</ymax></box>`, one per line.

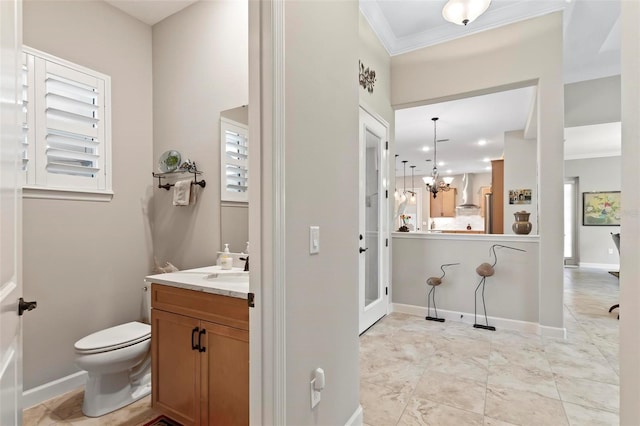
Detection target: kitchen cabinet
<box><xmin>491</xmin><ymin>159</ymin><xmax>504</xmax><ymax>234</ymax></box>
<box><xmin>430</xmin><ymin>188</ymin><xmax>457</xmax><ymax>217</ymax></box>
<box><xmin>151</xmin><ymin>284</ymin><xmax>249</xmax><ymax>426</ymax></box>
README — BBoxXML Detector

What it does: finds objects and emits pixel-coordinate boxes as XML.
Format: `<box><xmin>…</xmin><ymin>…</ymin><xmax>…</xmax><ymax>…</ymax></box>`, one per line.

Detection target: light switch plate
<box><xmin>310</xmin><ymin>226</ymin><xmax>320</xmax><ymax>254</ymax></box>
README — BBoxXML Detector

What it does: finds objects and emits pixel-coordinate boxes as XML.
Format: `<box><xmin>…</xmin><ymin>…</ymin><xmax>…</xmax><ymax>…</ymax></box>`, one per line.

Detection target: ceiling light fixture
<box><xmin>409</xmin><ymin>165</ymin><xmax>417</xmax><ymax>204</ymax></box>
<box><xmin>423</xmin><ymin>117</ymin><xmax>452</xmax><ymax>199</ymax></box>
<box><xmin>401</xmin><ymin>160</ymin><xmax>408</xmax><ymax>203</ymax></box>
<box><xmin>442</xmin><ymin>0</ymin><xmax>491</xmax><ymax>26</ymax></box>
<box><xmin>478</xmin><ymin>139</ymin><xmax>487</xmax><ymax>145</ymax></box>
<box><xmin>394</xmin><ymin>155</ymin><xmax>401</xmax><ymax>201</ymax></box>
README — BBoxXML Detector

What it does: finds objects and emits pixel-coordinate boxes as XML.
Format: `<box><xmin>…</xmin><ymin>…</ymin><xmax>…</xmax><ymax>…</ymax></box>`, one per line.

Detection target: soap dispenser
<box><xmin>220</xmin><ymin>244</ymin><xmax>233</xmax><ymax>270</ymax></box>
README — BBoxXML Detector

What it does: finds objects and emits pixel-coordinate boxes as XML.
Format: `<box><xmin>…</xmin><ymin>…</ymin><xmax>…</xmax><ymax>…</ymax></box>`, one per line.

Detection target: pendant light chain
<box><xmin>432</xmin><ymin>117</ymin><xmax>439</xmax><ymax>179</ymax></box>
<box><xmin>402</xmin><ymin>160</ymin><xmax>408</xmax><ymax>193</ymax></box>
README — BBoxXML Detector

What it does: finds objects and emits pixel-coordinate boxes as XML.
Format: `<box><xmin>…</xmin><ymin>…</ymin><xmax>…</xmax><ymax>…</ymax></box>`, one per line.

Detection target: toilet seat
<box><xmin>75</xmin><ymin>322</ymin><xmax>150</xmax><ymax>354</ymax></box>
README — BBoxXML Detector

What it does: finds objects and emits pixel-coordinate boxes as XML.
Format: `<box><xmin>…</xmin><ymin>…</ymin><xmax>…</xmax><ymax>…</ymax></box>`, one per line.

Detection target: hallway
<box><xmin>360</xmin><ymin>267</ymin><xmax>620</xmax><ymax>425</ymax></box>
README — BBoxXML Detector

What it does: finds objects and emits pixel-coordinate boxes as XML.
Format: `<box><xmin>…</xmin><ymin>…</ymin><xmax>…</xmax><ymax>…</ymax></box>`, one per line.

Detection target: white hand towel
<box><xmin>173</xmin><ymin>180</ymin><xmax>191</xmax><ymax>206</ymax></box>
<box><xmin>189</xmin><ymin>183</ymin><xmax>198</xmax><ymax>205</ymax></box>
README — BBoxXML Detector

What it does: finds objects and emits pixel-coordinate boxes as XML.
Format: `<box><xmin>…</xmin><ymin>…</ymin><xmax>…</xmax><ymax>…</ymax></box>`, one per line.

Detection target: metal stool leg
<box><xmin>425</xmin><ymin>286</ymin><xmax>445</xmax><ymax>322</ymax></box>
<box><xmin>473</xmin><ymin>277</ymin><xmax>495</xmax><ymax>331</ymax></box>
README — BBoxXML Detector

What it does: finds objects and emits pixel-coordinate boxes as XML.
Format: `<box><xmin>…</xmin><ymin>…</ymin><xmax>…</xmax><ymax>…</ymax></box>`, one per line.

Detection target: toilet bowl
<box><xmin>74</xmin><ymin>321</ymin><xmax>151</xmax><ymax>417</ymax></box>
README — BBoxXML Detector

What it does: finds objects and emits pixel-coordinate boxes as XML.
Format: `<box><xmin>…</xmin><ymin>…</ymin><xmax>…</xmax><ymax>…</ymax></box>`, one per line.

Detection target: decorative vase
<box><xmin>512</xmin><ymin>211</ymin><xmax>532</xmax><ymax>235</ymax></box>
<box><xmin>398</xmin><ymin>225</ymin><xmax>409</xmax><ymax>232</ymax></box>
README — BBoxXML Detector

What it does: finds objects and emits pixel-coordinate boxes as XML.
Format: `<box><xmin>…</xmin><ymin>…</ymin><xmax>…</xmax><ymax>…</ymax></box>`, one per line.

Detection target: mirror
<box><xmin>220</xmin><ymin>106</ymin><xmax>249</xmax><ymax>252</ymax></box>
<box><xmin>394</xmin><ymin>85</ymin><xmax>538</xmax><ymax>235</ymax></box>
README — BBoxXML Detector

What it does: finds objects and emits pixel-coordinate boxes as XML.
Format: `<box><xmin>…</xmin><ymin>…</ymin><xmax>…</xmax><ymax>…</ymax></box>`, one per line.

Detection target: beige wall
<box><xmin>22</xmin><ymin>0</ymin><xmax>153</xmax><ymax>389</ymax></box>
<box><xmin>359</xmin><ymin>13</ymin><xmax>393</xmax><ymax>126</ymax></box>
<box><xmin>391</xmin><ymin>13</ymin><xmax>565</xmax><ymax>328</ymax></box>
<box><xmin>620</xmin><ymin>1</ymin><xmax>640</xmax><ymax>422</ymax></box>
<box><xmin>564</xmin><ymin>156</ymin><xmax>621</xmax><ymax>266</ymax></box>
<box><xmin>152</xmin><ymin>0</ymin><xmax>248</xmax><ymax>269</ymax></box>
<box><xmin>565</xmin><ymin>75</ymin><xmax>621</xmax><ymax>127</ymax></box>
<box><xmin>281</xmin><ymin>1</ymin><xmax>360</xmax><ymax>423</ymax></box>
<box><xmin>504</xmin><ymin>130</ymin><xmax>538</xmax><ymax>235</ymax></box>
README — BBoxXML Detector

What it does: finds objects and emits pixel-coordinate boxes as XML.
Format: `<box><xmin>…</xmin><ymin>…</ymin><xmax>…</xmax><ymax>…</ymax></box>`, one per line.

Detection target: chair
<box><xmin>425</xmin><ymin>263</ymin><xmax>459</xmax><ymax>322</ymax></box>
<box><xmin>609</xmin><ymin>232</ymin><xmax>620</xmax><ymax>318</ymax></box>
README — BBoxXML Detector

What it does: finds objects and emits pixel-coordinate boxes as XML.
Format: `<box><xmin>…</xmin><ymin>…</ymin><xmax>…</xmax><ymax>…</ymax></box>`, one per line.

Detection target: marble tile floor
<box><xmin>360</xmin><ymin>267</ymin><xmax>620</xmax><ymax>426</ymax></box>
<box><xmin>23</xmin><ymin>391</ymin><xmax>160</xmax><ymax>426</ymax></box>
<box><xmin>24</xmin><ymin>267</ymin><xmax>619</xmax><ymax>425</ymax></box>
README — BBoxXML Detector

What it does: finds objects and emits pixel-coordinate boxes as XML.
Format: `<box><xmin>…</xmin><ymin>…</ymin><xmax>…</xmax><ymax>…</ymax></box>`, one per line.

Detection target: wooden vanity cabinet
<box><xmin>430</xmin><ymin>188</ymin><xmax>457</xmax><ymax>217</ymax></box>
<box><xmin>151</xmin><ymin>284</ymin><xmax>249</xmax><ymax>426</ymax></box>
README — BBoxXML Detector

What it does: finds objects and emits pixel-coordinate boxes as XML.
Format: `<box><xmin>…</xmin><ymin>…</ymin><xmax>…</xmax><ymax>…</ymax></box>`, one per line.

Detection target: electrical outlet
<box><xmin>608</xmin><ymin>248</ymin><xmax>614</xmax><ymax>255</ymax></box>
<box><xmin>310</xmin><ymin>379</ymin><xmax>321</xmax><ymax>408</ymax></box>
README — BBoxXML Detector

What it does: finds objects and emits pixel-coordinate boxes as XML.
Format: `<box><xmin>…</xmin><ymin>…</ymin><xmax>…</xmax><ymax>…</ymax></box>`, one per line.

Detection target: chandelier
<box><xmin>423</xmin><ymin>117</ymin><xmax>454</xmax><ymax>199</ymax></box>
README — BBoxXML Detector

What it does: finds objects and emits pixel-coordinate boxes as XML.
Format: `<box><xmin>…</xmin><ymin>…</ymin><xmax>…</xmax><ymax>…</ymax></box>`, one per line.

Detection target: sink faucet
<box><xmin>240</xmin><ymin>256</ymin><xmax>249</xmax><ymax>272</ymax></box>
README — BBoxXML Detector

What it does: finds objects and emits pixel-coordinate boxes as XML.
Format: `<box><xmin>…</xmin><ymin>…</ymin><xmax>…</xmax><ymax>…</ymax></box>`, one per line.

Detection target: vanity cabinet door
<box><xmin>201</xmin><ymin>320</ymin><xmax>249</xmax><ymax>425</ymax></box>
<box><xmin>152</xmin><ymin>309</ymin><xmax>201</xmax><ymax>426</ymax></box>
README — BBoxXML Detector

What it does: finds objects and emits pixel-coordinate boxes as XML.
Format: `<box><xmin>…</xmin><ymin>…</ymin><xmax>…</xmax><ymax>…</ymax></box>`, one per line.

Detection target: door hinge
<box><xmin>385</xmin><ymin>190</ymin><xmax>388</xmax><ymax>199</ymax></box>
<box><xmin>385</xmin><ymin>287</ymin><xmax>388</xmax><ymax>295</ymax></box>
<box><xmin>248</xmin><ymin>292</ymin><xmax>255</xmax><ymax>308</ymax></box>
<box><xmin>385</xmin><ymin>238</ymin><xmax>388</xmax><ymax>247</ymax></box>
<box><xmin>385</xmin><ymin>141</ymin><xmax>388</xmax><ymax>150</ymax></box>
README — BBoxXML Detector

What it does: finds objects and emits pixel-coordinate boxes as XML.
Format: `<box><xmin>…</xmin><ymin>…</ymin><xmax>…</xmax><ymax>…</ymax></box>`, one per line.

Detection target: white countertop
<box><xmin>145</xmin><ymin>265</ymin><xmax>249</xmax><ymax>299</ymax></box>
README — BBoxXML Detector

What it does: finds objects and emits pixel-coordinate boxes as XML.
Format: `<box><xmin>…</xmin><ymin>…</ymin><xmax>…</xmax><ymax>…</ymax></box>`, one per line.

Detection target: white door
<box><xmin>1</xmin><ymin>0</ymin><xmax>25</xmax><ymax>424</ymax></box>
<box><xmin>359</xmin><ymin>107</ymin><xmax>389</xmax><ymax>334</ymax></box>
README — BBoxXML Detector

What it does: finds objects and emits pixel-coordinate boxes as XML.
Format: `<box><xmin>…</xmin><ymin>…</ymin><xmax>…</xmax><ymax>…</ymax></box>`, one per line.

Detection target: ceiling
<box><xmin>382</xmin><ymin>0</ymin><xmax>622</xmax><ymax>176</ymax></box>
<box><xmin>101</xmin><ymin>0</ymin><xmax>621</xmax><ymax>174</ymax></box>
<box><xmin>394</xmin><ymin>86</ymin><xmax>536</xmax><ymax>177</ymax></box>
<box><xmin>104</xmin><ymin>0</ymin><xmax>197</xmax><ymax>25</ymax></box>
<box><xmin>360</xmin><ymin>0</ymin><xmax>621</xmax><ymax>84</ymax></box>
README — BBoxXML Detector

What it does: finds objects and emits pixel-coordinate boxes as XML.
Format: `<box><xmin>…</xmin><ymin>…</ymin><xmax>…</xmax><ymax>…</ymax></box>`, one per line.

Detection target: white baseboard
<box><xmin>23</xmin><ymin>371</ymin><xmax>86</xmax><ymax>409</ymax></box>
<box><xmin>579</xmin><ymin>262</ymin><xmax>619</xmax><ymax>270</ymax></box>
<box><xmin>539</xmin><ymin>325</ymin><xmax>567</xmax><ymax>339</ymax></box>
<box><xmin>345</xmin><ymin>404</ymin><xmax>363</xmax><ymax>426</ymax></box>
<box><xmin>390</xmin><ymin>303</ymin><xmax>566</xmax><ymax>337</ymax></box>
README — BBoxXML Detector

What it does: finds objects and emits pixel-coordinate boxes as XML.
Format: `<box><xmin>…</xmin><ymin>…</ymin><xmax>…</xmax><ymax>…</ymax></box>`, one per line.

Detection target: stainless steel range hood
<box><xmin>456</xmin><ymin>173</ymin><xmax>481</xmax><ymax>213</ymax></box>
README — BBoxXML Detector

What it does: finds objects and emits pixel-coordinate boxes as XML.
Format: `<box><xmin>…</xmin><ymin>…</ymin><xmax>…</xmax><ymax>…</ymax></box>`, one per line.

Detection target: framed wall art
<box><xmin>582</xmin><ymin>191</ymin><xmax>621</xmax><ymax>226</ymax></box>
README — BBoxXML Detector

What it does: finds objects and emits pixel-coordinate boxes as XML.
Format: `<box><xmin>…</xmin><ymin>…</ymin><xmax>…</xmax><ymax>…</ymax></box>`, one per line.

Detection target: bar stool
<box><xmin>474</xmin><ymin>244</ymin><xmax>525</xmax><ymax>331</ymax></box>
<box><xmin>425</xmin><ymin>263</ymin><xmax>459</xmax><ymax>322</ymax></box>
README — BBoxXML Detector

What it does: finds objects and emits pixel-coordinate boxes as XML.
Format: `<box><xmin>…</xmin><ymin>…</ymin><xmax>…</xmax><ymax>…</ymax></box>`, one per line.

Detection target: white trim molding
<box><xmin>579</xmin><ymin>262</ymin><xmax>620</xmax><ymax>270</ymax></box>
<box><xmin>22</xmin><ymin>371</ymin><xmax>87</xmax><ymax>409</ymax></box>
<box><xmin>345</xmin><ymin>404</ymin><xmax>364</xmax><ymax>426</ymax></box>
<box><xmin>391</xmin><ymin>303</ymin><xmax>566</xmax><ymax>338</ymax></box>
<box><xmin>272</xmin><ymin>0</ymin><xmax>286</xmax><ymax>423</ymax></box>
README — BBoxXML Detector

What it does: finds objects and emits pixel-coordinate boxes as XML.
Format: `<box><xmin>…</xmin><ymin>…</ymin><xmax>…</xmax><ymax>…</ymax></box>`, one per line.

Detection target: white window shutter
<box><xmin>220</xmin><ymin>117</ymin><xmax>249</xmax><ymax>202</ymax></box>
<box><xmin>23</xmin><ymin>46</ymin><xmax>112</xmax><ymax>198</ymax></box>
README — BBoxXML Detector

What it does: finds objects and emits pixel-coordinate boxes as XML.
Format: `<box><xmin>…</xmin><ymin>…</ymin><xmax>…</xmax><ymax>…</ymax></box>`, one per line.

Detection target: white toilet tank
<box><xmin>141</xmin><ymin>284</ymin><xmax>151</xmax><ymax>324</ymax></box>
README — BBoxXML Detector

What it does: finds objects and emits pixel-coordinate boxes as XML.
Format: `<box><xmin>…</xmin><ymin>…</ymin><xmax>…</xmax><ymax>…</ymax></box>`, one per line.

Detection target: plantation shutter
<box><xmin>23</xmin><ymin>46</ymin><xmax>111</xmax><ymax>197</ymax></box>
<box><xmin>21</xmin><ymin>53</ymin><xmax>35</xmax><ymax>182</ymax></box>
<box><xmin>221</xmin><ymin>118</ymin><xmax>249</xmax><ymax>202</ymax></box>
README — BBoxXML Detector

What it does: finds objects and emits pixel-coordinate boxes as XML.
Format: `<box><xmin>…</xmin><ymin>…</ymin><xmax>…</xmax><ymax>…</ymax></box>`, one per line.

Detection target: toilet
<box><xmin>74</xmin><ymin>321</ymin><xmax>152</xmax><ymax>417</ymax></box>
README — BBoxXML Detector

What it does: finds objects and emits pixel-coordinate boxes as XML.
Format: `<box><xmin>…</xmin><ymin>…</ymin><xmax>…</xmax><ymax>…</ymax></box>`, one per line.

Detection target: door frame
<box><xmin>564</xmin><ymin>177</ymin><xmax>579</xmax><ymax>266</ymax></box>
<box><xmin>358</xmin><ymin>104</ymin><xmax>390</xmax><ymax>334</ymax></box>
<box><xmin>0</xmin><ymin>0</ymin><xmax>24</xmax><ymax>423</ymax></box>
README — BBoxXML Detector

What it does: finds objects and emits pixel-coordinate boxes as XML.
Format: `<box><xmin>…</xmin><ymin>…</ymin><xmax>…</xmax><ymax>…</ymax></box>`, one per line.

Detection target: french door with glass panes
<box><xmin>358</xmin><ymin>107</ymin><xmax>389</xmax><ymax>334</ymax></box>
